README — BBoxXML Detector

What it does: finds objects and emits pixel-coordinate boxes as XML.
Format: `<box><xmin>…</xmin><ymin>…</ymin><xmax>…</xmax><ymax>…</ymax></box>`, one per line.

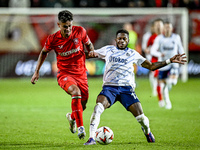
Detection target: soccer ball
<box><xmin>95</xmin><ymin>126</ymin><xmax>114</xmax><ymax>145</ymax></box>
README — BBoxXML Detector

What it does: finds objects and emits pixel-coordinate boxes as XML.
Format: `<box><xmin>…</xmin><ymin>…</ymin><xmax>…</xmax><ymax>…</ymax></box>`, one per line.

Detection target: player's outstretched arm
<box><xmin>170</xmin><ymin>53</ymin><xmax>187</xmax><ymax>64</ymax></box>
<box><xmin>85</xmin><ymin>42</ymin><xmax>96</xmax><ymax>58</ymax></box>
<box><xmin>141</xmin><ymin>53</ymin><xmax>187</xmax><ymax>71</ymax></box>
<box><xmin>31</xmin><ymin>49</ymin><xmax>48</xmax><ymax>84</ymax></box>
<box><xmin>88</xmin><ymin>51</ymin><xmax>98</xmax><ymax>58</ymax></box>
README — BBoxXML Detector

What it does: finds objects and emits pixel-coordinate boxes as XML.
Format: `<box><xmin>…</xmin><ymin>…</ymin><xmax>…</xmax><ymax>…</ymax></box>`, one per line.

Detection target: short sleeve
<box><xmin>43</xmin><ymin>35</ymin><xmax>54</xmax><ymax>52</ymax></box>
<box><xmin>81</xmin><ymin>26</ymin><xmax>91</xmax><ymax>45</ymax></box>
<box><xmin>134</xmin><ymin>51</ymin><xmax>146</xmax><ymax>66</ymax></box>
<box><xmin>94</xmin><ymin>46</ymin><xmax>111</xmax><ymax>59</ymax></box>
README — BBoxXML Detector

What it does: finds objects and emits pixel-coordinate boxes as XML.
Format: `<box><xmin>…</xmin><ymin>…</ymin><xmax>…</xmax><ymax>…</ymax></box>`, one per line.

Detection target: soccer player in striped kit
<box><xmin>31</xmin><ymin>10</ymin><xmax>94</xmax><ymax>139</ymax></box>
<box><xmin>150</xmin><ymin>21</ymin><xmax>185</xmax><ymax>109</ymax></box>
<box><xmin>84</xmin><ymin>29</ymin><xmax>186</xmax><ymax>145</ymax></box>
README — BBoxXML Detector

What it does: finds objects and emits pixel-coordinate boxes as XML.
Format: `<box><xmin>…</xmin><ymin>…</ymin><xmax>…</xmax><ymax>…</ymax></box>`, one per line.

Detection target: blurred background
<box><xmin>0</xmin><ymin>0</ymin><xmax>200</xmax><ymax>80</ymax></box>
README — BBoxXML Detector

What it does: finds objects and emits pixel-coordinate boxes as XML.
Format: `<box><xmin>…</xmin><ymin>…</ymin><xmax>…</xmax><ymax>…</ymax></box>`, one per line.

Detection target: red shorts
<box><xmin>153</xmin><ymin>70</ymin><xmax>159</xmax><ymax>78</ymax></box>
<box><xmin>57</xmin><ymin>72</ymin><xmax>89</xmax><ymax>101</ymax></box>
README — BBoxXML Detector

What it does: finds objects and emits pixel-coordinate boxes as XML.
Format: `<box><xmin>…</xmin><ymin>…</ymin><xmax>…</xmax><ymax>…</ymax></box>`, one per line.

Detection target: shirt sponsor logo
<box><xmin>109</xmin><ymin>56</ymin><xmax>128</xmax><ymax>64</ymax></box>
<box><xmin>59</xmin><ymin>46</ymin><xmax>81</xmax><ymax>56</ymax></box>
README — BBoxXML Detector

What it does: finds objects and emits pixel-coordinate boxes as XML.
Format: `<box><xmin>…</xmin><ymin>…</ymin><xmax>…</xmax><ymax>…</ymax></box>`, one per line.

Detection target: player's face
<box><xmin>154</xmin><ymin>21</ymin><xmax>164</xmax><ymax>35</ymax></box>
<box><xmin>115</xmin><ymin>33</ymin><xmax>129</xmax><ymax>50</ymax></box>
<box><xmin>57</xmin><ymin>21</ymin><xmax>73</xmax><ymax>38</ymax></box>
<box><xmin>164</xmin><ymin>23</ymin><xmax>173</xmax><ymax>37</ymax></box>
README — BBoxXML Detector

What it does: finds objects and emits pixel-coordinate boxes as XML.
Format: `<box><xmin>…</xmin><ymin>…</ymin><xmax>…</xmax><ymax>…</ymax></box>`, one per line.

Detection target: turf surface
<box><xmin>0</xmin><ymin>77</ymin><xmax>200</xmax><ymax>150</ymax></box>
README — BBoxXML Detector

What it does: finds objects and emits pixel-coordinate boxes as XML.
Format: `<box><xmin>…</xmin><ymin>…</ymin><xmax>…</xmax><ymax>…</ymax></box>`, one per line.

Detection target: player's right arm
<box><xmin>31</xmin><ymin>49</ymin><xmax>48</xmax><ymax>84</ymax></box>
<box><xmin>141</xmin><ymin>53</ymin><xmax>187</xmax><ymax>71</ymax></box>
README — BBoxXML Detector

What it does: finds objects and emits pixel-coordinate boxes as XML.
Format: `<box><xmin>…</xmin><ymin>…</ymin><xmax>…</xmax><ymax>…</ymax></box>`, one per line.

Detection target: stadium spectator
<box><xmin>147</xmin><ymin>18</ymin><xmax>164</xmax><ymax>97</ymax></box>
<box><xmin>123</xmin><ymin>22</ymin><xmax>138</xmax><ymax>50</ymax></box>
<box><xmin>84</xmin><ymin>29</ymin><xmax>186</xmax><ymax>145</ymax></box>
<box><xmin>31</xmin><ymin>10</ymin><xmax>95</xmax><ymax>140</ymax></box>
<box><xmin>150</xmin><ymin>21</ymin><xmax>185</xmax><ymax>109</ymax></box>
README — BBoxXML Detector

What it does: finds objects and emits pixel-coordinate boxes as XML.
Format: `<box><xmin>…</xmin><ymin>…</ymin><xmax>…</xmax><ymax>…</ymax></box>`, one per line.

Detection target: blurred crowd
<box><xmin>0</xmin><ymin>0</ymin><xmax>199</xmax><ymax>9</ymax></box>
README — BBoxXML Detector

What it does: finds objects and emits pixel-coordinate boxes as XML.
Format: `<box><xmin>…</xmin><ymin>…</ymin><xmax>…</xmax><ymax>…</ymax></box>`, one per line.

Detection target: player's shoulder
<box><xmin>126</xmin><ymin>48</ymin><xmax>140</xmax><ymax>56</ymax></box>
<box><xmin>171</xmin><ymin>33</ymin><xmax>180</xmax><ymax>39</ymax></box>
<box><xmin>155</xmin><ymin>34</ymin><xmax>164</xmax><ymax>40</ymax></box>
<box><xmin>73</xmin><ymin>25</ymin><xmax>85</xmax><ymax>32</ymax></box>
<box><xmin>150</xmin><ymin>33</ymin><xmax>157</xmax><ymax>38</ymax></box>
<box><xmin>101</xmin><ymin>45</ymin><xmax>115</xmax><ymax>50</ymax></box>
<box><xmin>47</xmin><ymin>30</ymin><xmax>61</xmax><ymax>40</ymax></box>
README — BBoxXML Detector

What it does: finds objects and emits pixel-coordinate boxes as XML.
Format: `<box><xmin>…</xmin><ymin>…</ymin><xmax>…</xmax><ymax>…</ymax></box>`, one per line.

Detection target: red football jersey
<box><xmin>147</xmin><ymin>33</ymin><xmax>157</xmax><ymax>47</ymax></box>
<box><xmin>43</xmin><ymin>26</ymin><xmax>91</xmax><ymax>75</ymax></box>
<box><xmin>147</xmin><ymin>33</ymin><xmax>158</xmax><ymax>63</ymax></box>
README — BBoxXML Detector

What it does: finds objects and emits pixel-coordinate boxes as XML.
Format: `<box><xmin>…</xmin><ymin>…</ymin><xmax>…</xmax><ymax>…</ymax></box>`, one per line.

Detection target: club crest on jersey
<box><xmin>63</xmin><ymin>77</ymin><xmax>68</xmax><ymax>81</ymax></box>
<box><xmin>126</xmin><ymin>53</ymin><xmax>130</xmax><ymax>56</ymax></box>
<box><xmin>73</xmin><ymin>38</ymin><xmax>79</xmax><ymax>45</ymax></box>
<box><xmin>58</xmin><ymin>45</ymin><xmax>63</xmax><ymax>49</ymax></box>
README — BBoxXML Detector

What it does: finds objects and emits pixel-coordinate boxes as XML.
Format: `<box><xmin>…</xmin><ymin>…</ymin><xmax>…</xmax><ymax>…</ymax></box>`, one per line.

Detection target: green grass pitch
<box><xmin>0</xmin><ymin>77</ymin><xmax>200</xmax><ymax>150</ymax></box>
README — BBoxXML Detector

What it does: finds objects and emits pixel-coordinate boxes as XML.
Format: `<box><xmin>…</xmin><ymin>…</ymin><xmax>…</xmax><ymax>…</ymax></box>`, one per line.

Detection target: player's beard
<box><xmin>62</xmin><ymin>30</ymin><xmax>71</xmax><ymax>38</ymax></box>
<box><xmin>117</xmin><ymin>43</ymin><xmax>128</xmax><ymax>50</ymax></box>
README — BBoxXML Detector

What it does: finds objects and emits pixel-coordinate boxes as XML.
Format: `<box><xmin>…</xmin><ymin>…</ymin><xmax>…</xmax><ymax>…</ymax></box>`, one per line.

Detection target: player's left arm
<box><xmin>141</xmin><ymin>53</ymin><xmax>187</xmax><ymax>71</ymax></box>
<box><xmin>84</xmin><ymin>42</ymin><xmax>98</xmax><ymax>58</ymax></box>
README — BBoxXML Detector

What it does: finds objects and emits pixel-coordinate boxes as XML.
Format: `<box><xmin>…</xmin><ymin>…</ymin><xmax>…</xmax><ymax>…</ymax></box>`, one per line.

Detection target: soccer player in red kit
<box><xmin>146</xmin><ymin>19</ymin><xmax>164</xmax><ymax>102</ymax></box>
<box><xmin>31</xmin><ymin>10</ymin><xmax>95</xmax><ymax>139</ymax></box>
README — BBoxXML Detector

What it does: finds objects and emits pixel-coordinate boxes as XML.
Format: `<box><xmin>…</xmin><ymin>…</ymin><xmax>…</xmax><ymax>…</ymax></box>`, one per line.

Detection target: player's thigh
<box><xmin>57</xmin><ymin>74</ymin><xmax>80</xmax><ymax>95</ymax></box>
<box><xmin>98</xmin><ymin>86</ymin><xmax>119</xmax><ymax>109</ymax></box>
<box><xmin>76</xmin><ymin>78</ymin><xmax>89</xmax><ymax>101</ymax></box>
<box><xmin>120</xmin><ymin>87</ymin><xmax>142</xmax><ymax>116</ymax></box>
<box><xmin>120</xmin><ymin>92</ymin><xmax>140</xmax><ymax>110</ymax></box>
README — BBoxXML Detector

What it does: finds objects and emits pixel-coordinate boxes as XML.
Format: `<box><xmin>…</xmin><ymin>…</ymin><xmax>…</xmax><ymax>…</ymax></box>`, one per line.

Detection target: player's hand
<box><xmin>170</xmin><ymin>53</ymin><xmax>187</xmax><ymax>65</ymax></box>
<box><xmin>31</xmin><ymin>72</ymin><xmax>39</xmax><ymax>84</ymax></box>
<box><xmin>88</xmin><ymin>51</ymin><xmax>98</xmax><ymax>58</ymax></box>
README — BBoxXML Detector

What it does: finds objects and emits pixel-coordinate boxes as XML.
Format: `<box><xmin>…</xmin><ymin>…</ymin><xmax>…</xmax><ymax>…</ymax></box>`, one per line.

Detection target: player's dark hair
<box><xmin>153</xmin><ymin>18</ymin><xmax>164</xmax><ymax>24</ymax></box>
<box><xmin>164</xmin><ymin>20</ymin><xmax>171</xmax><ymax>24</ymax></box>
<box><xmin>58</xmin><ymin>10</ymin><xmax>73</xmax><ymax>23</ymax></box>
<box><xmin>116</xmin><ymin>29</ymin><xmax>129</xmax><ymax>37</ymax></box>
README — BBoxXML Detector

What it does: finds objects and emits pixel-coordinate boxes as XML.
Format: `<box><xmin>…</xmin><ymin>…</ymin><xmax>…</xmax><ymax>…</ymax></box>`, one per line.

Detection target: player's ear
<box><xmin>115</xmin><ymin>38</ymin><xmax>117</xmax><ymax>43</ymax></box>
<box><xmin>57</xmin><ymin>22</ymin><xmax>60</xmax><ymax>28</ymax></box>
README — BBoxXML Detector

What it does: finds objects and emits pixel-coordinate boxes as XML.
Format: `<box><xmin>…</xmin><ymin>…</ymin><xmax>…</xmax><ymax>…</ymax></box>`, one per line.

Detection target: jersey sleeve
<box><xmin>81</xmin><ymin>26</ymin><xmax>91</xmax><ymax>45</ymax></box>
<box><xmin>176</xmin><ymin>34</ymin><xmax>185</xmax><ymax>54</ymax></box>
<box><xmin>94</xmin><ymin>45</ymin><xmax>110</xmax><ymax>59</ymax></box>
<box><xmin>43</xmin><ymin>34</ymin><xmax>54</xmax><ymax>52</ymax></box>
<box><xmin>134</xmin><ymin>51</ymin><xmax>146</xmax><ymax>66</ymax></box>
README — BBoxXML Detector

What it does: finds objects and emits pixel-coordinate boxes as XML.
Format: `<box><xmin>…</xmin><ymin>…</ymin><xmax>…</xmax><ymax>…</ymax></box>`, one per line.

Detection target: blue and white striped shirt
<box><xmin>95</xmin><ymin>45</ymin><xmax>146</xmax><ymax>88</ymax></box>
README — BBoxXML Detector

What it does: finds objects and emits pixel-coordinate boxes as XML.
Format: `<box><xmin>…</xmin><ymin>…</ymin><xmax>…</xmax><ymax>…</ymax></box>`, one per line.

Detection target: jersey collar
<box><xmin>116</xmin><ymin>46</ymin><xmax>129</xmax><ymax>51</ymax></box>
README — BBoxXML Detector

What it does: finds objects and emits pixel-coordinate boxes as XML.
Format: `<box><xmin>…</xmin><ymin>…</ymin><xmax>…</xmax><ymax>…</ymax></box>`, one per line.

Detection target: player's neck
<box><xmin>164</xmin><ymin>33</ymin><xmax>171</xmax><ymax>37</ymax></box>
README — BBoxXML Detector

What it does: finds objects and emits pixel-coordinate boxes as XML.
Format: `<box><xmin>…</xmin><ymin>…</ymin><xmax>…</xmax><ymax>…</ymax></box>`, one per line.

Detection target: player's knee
<box><xmin>68</xmin><ymin>85</ymin><xmax>81</xmax><ymax>95</ymax></box>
